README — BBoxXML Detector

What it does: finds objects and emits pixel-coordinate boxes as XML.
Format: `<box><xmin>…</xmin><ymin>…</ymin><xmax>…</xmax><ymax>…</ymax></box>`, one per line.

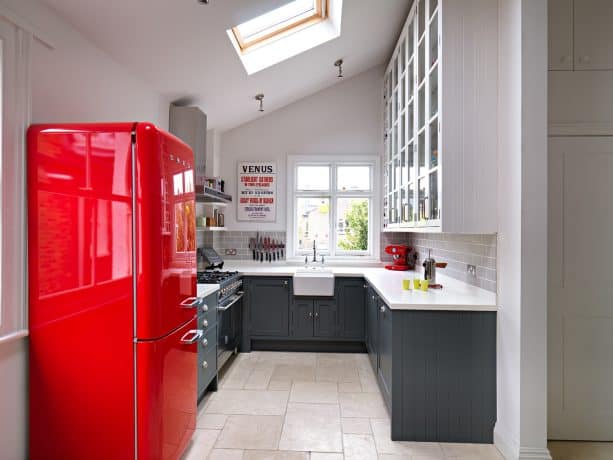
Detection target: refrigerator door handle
<box><xmin>180</xmin><ymin>329</ymin><xmax>203</xmax><ymax>345</ymax></box>
<box><xmin>180</xmin><ymin>297</ymin><xmax>202</xmax><ymax>308</ymax></box>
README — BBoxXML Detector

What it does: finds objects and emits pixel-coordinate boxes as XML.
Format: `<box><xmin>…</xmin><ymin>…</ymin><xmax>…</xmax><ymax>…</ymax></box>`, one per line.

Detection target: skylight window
<box><xmin>227</xmin><ymin>0</ymin><xmax>343</xmax><ymax>75</ymax></box>
<box><xmin>232</xmin><ymin>0</ymin><xmax>327</xmax><ymax>52</ymax></box>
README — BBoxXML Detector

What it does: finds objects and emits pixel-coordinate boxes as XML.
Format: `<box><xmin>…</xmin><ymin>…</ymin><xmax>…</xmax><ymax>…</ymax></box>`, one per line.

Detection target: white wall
<box><xmin>219</xmin><ymin>66</ymin><xmax>383</xmax><ymax>232</ymax></box>
<box><xmin>495</xmin><ymin>1</ymin><xmax>549</xmax><ymax>459</ymax></box>
<box><xmin>0</xmin><ymin>1</ymin><xmax>169</xmax><ymax>459</ymax></box>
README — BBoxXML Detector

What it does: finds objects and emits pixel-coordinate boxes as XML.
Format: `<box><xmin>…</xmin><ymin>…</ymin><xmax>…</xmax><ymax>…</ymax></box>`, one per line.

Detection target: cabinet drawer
<box><xmin>198</xmin><ymin>339</ymin><xmax>217</xmax><ymax>392</ymax></box>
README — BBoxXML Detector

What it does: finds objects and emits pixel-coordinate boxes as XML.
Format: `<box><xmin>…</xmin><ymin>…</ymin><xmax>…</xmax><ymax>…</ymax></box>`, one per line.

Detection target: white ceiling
<box><xmin>39</xmin><ymin>0</ymin><xmax>413</xmax><ymax>131</ymax></box>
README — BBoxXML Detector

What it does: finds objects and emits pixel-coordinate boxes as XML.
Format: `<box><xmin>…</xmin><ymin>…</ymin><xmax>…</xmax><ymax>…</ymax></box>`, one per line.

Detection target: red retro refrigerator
<box><xmin>28</xmin><ymin>122</ymin><xmax>199</xmax><ymax>460</ymax></box>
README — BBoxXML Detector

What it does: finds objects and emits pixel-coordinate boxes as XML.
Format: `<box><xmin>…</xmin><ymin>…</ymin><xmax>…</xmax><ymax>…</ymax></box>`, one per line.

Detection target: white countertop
<box><xmin>197</xmin><ymin>284</ymin><xmax>220</xmax><ymax>298</ymax></box>
<box><xmin>221</xmin><ymin>263</ymin><xmax>498</xmax><ymax>312</ymax></box>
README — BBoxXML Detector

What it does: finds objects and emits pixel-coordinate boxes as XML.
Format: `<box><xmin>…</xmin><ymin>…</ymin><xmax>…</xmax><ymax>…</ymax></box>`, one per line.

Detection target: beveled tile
<box><xmin>242</xmin><ymin>450</ymin><xmax>310</xmax><ymax>460</ymax></box>
<box><xmin>270</xmin><ymin>364</ymin><xmax>316</xmax><ymax>381</ymax></box>
<box><xmin>268</xmin><ymin>379</ymin><xmax>293</xmax><ymax>391</ymax></box>
<box><xmin>205</xmin><ymin>389</ymin><xmax>289</xmax><ymax>415</ymax></box>
<box><xmin>215</xmin><ymin>415</ymin><xmax>283</xmax><ymax>450</ymax></box>
<box><xmin>278</xmin><ymin>402</ymin><xmax>343</xmax><ymax>453</ymax></box>
<box><xmin>339</xmin><ymin>392</ymin><xmax>389</xmax><ymax>418</ymax></box>
<box><xmin>208</xmin><ymin>448</ymin><xmax>244</xmax><ymax>460</ymax></box>
<box><xmin>181</xmin><ymin>429</ymin><xmax>220</xmax><ymax>460</ymax></box>
<box><xmin>343</xmin><ymin>433</ymin><xmax>378</xmax><ymax>460</ymax></box>
<box><xmin>342</xmin><ymin>417</ymin><xmax>372</xmax><ymax>434</ymax></box>
<box><xmin>338</xmin><ymin>381</ymin><xmax>363</xmax><ymax>393</ymax></box>
<box><xmin>310</xmin><ymin>454</ymin><xmax>344</xmax><ymax>460</ymax></box>
<box><xmin>370</xmin><ymin>419</ymin><xmax>444</xmax><ymax>458</ymax></box>
<box><xmin>440</xmin><ymin>442</ymin><xmax>504</xmax><ymax>460</ymax></box>
<box><xmin>197</xmin><ymin>413</ymin><xmax>228</xmax><ymax>430</ymax></box>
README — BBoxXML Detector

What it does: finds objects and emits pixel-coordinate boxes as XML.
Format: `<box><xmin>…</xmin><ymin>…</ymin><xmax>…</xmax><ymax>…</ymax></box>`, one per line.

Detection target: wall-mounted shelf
<box><xmin>196</xmin><ymin>226</ymin><xmax>227</xmax><ymax>232</ymax></box>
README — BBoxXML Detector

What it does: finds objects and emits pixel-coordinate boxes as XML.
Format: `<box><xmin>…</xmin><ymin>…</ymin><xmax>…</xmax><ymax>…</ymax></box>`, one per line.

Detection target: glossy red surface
<box><xmin>28</xmin><ymin>123</ymin><xmax>197</xmax><ymax>460</ymax></box>
<box><xmin>28</xmin><ymin>123</ymin><xmax>136</xmax><ymax>460</ymax></box>
<box><xmin>134</xmin><ymin>123</ymin><xmax>197</xmax><ymax>340</ymax></box>
<box><xmin>136</xmin><ymin>317</ymin><xmax>198</xmax><ymax>460</ymax></box>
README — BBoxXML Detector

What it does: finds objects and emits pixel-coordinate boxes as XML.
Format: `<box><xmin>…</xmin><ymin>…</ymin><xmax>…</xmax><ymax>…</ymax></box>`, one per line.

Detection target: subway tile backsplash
<box><xmin>381</xmin><ymin>232</ymin><xmax>497</xmax><ymax>292</ymax></box>
<box><xmin>198</xmin><ymin>231</ymin><xmax>286</xmax><ymax>261</ymax></box>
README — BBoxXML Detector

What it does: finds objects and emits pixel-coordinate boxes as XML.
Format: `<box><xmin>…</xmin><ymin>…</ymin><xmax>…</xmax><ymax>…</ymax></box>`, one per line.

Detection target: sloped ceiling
<box><xmin>38</xmin><ymin>0</ymin><xmax>412</xmax><ymax>130</ymax></box>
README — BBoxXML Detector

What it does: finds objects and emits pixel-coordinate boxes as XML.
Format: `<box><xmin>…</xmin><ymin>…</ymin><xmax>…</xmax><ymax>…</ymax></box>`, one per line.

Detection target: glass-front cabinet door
<box><xmin>383</xmin><ymin>0</ymin><xmax>440</xmax><ymax>230</ymax></box>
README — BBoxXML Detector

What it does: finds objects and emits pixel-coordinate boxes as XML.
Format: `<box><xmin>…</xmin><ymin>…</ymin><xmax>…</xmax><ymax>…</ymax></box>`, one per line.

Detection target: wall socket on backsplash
<box><xmin>225</xmin><ymin>248</ymin><xmax>237</xmax><ymax>256</ymax></box>
<box><xmin>466</xmin><ymin>264</ymin><xmax>477</xmax><ymax>278</ymax></box>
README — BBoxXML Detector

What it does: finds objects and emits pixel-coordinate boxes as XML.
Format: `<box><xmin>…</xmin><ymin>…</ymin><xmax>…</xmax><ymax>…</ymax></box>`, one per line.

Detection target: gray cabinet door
<box><xmin>338</xmin><ymin>278</ymin><xmax>366</xmax><ymax>339</ymax></box>
<box><xmin>248</xmin><ymin>278</ymin><xmax>290</xmax><ymax>337</ymax></box>
<box><xmin>366</xmin><ymin>287</ymin><xmax>379</xmax><ymax>370</ymax></box>
<box><xmin>378</xmin><ymin>301</ymin><xmax>393</xmax><ymax>407</ymax></box>
<box><xmin>314</xmin><ymin>300</ymin><xmax>337</xmax><ymax>338</ymax></box>
<box><xmin>292</xmin><ymin>299</ymin><xmax>314</xmax><ymax>338</ymax></box>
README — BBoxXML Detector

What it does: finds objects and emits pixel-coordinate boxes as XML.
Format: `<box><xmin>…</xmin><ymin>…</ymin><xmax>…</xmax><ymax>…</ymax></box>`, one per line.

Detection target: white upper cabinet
<box><xmin>574</xmin><ymin>0</ymin><xmax>613</xmax><ymax>70</ymax></box>
<box><xmin>382</xmin><ymin>0</ymin><xmax>497</xmax><ymax>233</ymax></box>
<box><xmin>549</xmin><ymin>0</ymin><xmax>573</xmax><ymax>70</ymax></box>
<box><xmin>549</xmin><ymin>0</ymin><xmax>613</xmax><ymax>71</ymax></box>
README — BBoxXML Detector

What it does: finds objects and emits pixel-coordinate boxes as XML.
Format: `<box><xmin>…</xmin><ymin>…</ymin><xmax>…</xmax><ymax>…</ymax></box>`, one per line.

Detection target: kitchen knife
<box><xmin>259</xmin><ymin>236</ymin><xmax>263</xmax><ymax>262</ymax></box>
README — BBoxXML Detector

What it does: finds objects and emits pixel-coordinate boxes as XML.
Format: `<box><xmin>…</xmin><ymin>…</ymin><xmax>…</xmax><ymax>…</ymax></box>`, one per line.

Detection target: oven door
<box><xmin>217</xmin><ymin>291</ymin><xmax>243</xmax><ymax>369</ymax></box>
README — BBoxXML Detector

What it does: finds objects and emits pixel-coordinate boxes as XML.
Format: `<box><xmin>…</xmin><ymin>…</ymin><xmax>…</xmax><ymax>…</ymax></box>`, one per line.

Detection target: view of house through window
<box><xmin>293</xmin><ymin>161</ymin><xmax>374</xmax><ymax>258</ymax></box>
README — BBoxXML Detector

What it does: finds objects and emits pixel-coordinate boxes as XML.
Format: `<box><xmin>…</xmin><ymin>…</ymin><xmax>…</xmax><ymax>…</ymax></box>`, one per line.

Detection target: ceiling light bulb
<box><xmin>255</xmin><ymin>94</ymin><xmax>264</xmax><ymax>112</ymax></box>
<box><xmin>334</xmin><ymin>59</ymin><xmax>344</xmax><ymax>78</ymax></box>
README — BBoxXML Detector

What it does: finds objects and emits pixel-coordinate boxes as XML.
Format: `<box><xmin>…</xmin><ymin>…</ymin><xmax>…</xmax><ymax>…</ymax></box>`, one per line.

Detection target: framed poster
<box><xmin>237</xmin><ymin>161</ymin><xmax>277</xmax><ymax>222</ymax></box>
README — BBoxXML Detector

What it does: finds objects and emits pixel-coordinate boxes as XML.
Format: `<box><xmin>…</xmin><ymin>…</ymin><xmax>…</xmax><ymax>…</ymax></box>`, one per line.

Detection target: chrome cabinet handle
<box><xmin>380</xmin><ymin>306</ymin><xmax>386</xmax><ymax>313</ymax></box>
<box><xmin>180</xmin><ymin>329</ymin><xmax>203</xmax><ymax>345</ymax></box>
<box><xmin>309</xmin><ymin>312</ymin><xmax>313</xmax><ymax>318</ymax></box>
<box><xmin>202</xmin><ymin>338</ymin><xmax>208</xmax><ymax>347</ymax></box>
<box><xmin>315</xmin><ymin>312</ymin><xmax>319</xmax><ymax>318</ymax></box>
<box><xmin>202</xmin><ymin>319</ymin><xmax>208</xmax><ymax>328</ymax></box>
<box><xmin>202</xmin><ymin>361</ymin><xmax>208</xmax><ymax>369</ymax></box>
<box><xmin>180</xmin><ymin>297</ymin><xmax>203</xmax><ymax>308</ymax></box>
<box><xmin>202</xmin><ymin>304</ymin><xmax>208</xmax><ymax>312</ymax></box>
<box><xmin>283</xmin><ymin>280</ymin><xmax>288</xmax><ymax>286</ymax></box>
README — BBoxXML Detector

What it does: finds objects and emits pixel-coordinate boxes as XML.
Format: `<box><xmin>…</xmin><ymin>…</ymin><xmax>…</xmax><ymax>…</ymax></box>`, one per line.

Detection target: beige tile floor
<box><xmin>182</xmin><ymin>351</ymin><xmax>505</xmax><ymax>460</ymax></box>
<box><xmin>547</xmin><ymin>441</ymin><xmax>613</xmax><ymax>460</ymax></box>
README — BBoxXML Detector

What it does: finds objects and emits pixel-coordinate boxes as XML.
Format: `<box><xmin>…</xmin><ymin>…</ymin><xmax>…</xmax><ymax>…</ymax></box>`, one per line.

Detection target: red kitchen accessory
<box><xmin>384</xmin><ymin>244</ymin><xmax>417</xmax><ymax>271</ymax></box>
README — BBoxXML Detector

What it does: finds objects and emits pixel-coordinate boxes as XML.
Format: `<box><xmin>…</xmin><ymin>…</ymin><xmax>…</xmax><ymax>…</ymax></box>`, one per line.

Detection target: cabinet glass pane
<box><xmin>429</xmin><ymin>121</ymin><xmax>438</xmax><ymax>169</ymax></box>
<box><xmin>418</xmin><ymin>178</ymin><xmax>427</xmax><ymax>221</ymax></box>
<box><xmin>408</xmin><ymin>61</ymin><xmax>414</xmax><ymax>100</ymax></box>
<box><xmin>400</xmin><ymin>76</ymin><xmax>406</xmax><ymax>112</ymax></box>
<box><xmin>418</xmin><ymin>39</ymin><xmax>425</xmax><ymax>84</ymax></box>
<box><xmin>430</xmin><ymin>0</ymin><xmax>438</xmax><ymax>16</ymax></box>
<box><xmin>418</xmin><ymin>86</ymin><xmax>425</xmax><ymax>129</ymax></box>
<box><xmin>392</xmin><ymin>124</ymin><xmax>398</xmax><ymax>157</ymax></box>
<box><xmin>401</xmin><ymin>148</ymin><xmax>408</xmax><ymax>184</ymax></box>
<box><xmin>430</xmin><ymin>12</ymin><xmax>439</xmax><ymax>66</ymax></box>
<box><xmin>408</xmin><ymin>18</ymin><xmax>415</xmax><ymax>55</ymax></box>
<box><xmin>400</xmin><ymin>38</ymin><xmax>406</xmax><ymax>71</ymax></box>
<box><xmin>387</xmin><ymin>162</ymin><xmax>393</xmax><ymax>192</ymax></box>
<box><xmin>400</xmin><ymin>187</ymin><xmax>408</xmax><ymax>223</ymax></box>
<box><xmin>400</xmin><ymin>113</ymin><xmax>406</xmax><ymax>147</ymax></box>
<box><xmin>394</xmin><ymin>156</ymin><xmax>401</xmax><ymax>191</ymax></box>
<box><xmin>392</xmin><ymin>90</ymin><xmax>398</xmax><ymax>121</ymax></box>
<box><xmin>429</xmin><ymin>70</ymin><xmax>438</xmax><ymax>118</ymax></box>
<box><xmin>408</xmin><ymin>102</ymin><xmax>415</xmax><ymax>140</ymax></box>
<box><xmin>392</xmin><ymin>56</ymin><xmax>398</xmax><ymax>89</ymax></box>
<box><xmin>418</xmin><ymin>131</ymin><xmax>426</xmax><ymax>175</ymax></box>
<box><xmin>408</xmin><ymin>183</ymin><xmax>415</xmax><ymax>222</ymax></box>
<box><xmin>418</xmin><ymin>0</ymin><xmax>426</xmax><ymax>39</ymax></box>
<box><xmin>408</xmin><ymin>142</ymin><xmax>416</xmax><ymax>183</ymax></box>
<box><xmin>429</xmin><ymin>171</ymin><xmax>439</xmax><ymax>220</ymax></box>
<box><xmin>387</xmin><ymin>103</ymin><xmax>392</xmax><ymax>131</ymax></box>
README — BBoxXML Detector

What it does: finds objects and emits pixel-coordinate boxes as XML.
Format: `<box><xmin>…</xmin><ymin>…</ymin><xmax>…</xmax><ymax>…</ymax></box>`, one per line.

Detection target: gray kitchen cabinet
<box><xmin>337</xmin><ymin>278</ymin><xmax>366</xmax><ymax>340</ymax></box>
<box><xmin>366</xmin><ymin>287</ymin><xmax>379</xmax><ymax>371</ymax></box>
<box><xmin>291</xmin><ymin>299</ymin><xmax>314</xmax><ymax>338</ymax></box>
<box><xmin>314</xmin><ymin>300</ymin><xmax>337</xmax><ymax>338</ymax></box>
<box><xmin>378</xmin><ymin>301</ymin><xmax>393</xmax><ymax>408</ymax></box>
<box><xmin>246</xmin><ymin>277</ymin><xmax>290</xmax><ymax>337</ymax></box>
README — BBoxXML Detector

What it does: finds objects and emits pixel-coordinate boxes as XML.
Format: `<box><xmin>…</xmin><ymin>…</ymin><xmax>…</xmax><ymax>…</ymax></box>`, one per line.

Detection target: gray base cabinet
<box><xmin>366</xmin><ymin>287</ymin><xmax>379</xmax><ymax>371</ymax></box>
<box><xmin>245</xmin><ymin>277</ymin><xmax>290</xmax><ymax>337</ymax></box>
<box><xmin>337</xmin><ymin>278</ymin><xmax>367</xmax><ymax>339</ymax></box>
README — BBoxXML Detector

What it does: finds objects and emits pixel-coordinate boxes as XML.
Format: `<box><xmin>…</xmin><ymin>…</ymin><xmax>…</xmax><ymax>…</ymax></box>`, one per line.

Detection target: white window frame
<box><xmin>0</xmin><ymin>13</ymin><xmax>31</xmax><ymax>343</ymax></box>
<box><xmin>287</xmin><ymin>155</ymin><xmax>380</xmax><ymax>262</ymax></box>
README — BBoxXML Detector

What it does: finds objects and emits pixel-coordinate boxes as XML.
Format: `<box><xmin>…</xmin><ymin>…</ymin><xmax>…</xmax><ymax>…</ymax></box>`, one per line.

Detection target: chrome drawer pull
<box><xmin>180</xmin><ymin>329</ymin><xmax>203</xmax><ymax>345</ymax></box>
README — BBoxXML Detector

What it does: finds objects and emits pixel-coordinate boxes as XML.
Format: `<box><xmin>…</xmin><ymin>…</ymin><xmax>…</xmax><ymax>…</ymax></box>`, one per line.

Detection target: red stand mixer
<box><xmin>384</xmin><ymin>245</ymin><xmax>417</xmax><ymax>271</ymax></box>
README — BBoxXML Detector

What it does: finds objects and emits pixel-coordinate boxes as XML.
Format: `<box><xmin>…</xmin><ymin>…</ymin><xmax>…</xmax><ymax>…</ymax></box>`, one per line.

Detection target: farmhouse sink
<box><xmin>293</xmin><ymin>268</ymin><xmax>335</xmax><ymax>296</ymax></box>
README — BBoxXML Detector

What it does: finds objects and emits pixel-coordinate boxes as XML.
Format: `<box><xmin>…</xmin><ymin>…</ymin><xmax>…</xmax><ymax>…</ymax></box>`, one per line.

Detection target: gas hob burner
<box><xmin>197</xmin><ymin>270</ymin><xmax>240</xmax><ymax>285</ymax></box>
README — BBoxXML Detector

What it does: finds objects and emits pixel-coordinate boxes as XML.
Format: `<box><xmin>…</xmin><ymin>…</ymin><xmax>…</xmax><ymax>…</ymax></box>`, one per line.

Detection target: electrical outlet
<box><xmin>225</xmin><ymin>248</ymin><xmax>237</xmax><ymax>256</ymax></box>
<box><xmin>467</xmin><ymin>264</ymin><xmax>477</xmax><ymax>278</ymax></box>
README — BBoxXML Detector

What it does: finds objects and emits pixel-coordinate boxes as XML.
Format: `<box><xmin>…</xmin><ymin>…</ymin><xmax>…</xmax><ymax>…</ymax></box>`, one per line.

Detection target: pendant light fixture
<box><xmin>255</xmin><ymin>93</ymin><xmax>264</xmax><ymax>112</ymax></box>
<box><xmin>334</xmin><ymin>59</ymin><xmax>344</xmax><ymax>78</ymax></box>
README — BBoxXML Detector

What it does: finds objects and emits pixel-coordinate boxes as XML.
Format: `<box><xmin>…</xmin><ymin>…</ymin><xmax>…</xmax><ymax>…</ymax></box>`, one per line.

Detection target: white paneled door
<box><xmin>548</xmin><ymin>137</ymin><xmax>613</xmax><ymax>440</ymax></box>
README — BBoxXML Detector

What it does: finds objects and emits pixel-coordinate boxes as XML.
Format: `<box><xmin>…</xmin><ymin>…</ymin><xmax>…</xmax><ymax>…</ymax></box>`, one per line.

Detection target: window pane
<box><xmin>336</xmin><ymin>198</ymin><xmax>369</xmax><ymax>252</ymax></box>
<box><xmin>297</xmin><ymin>197</ymin><xmax>329</xmax><ymax>252</ymax></box>
<box><xmin>297</xmin><ymin>166</ymin><xmax>329</xmax><ymax>190</ymax></box>
<box><xmin>337</xmin><ymin>166</ymin><xmax>370</xmax><ymax>191</ymax></box>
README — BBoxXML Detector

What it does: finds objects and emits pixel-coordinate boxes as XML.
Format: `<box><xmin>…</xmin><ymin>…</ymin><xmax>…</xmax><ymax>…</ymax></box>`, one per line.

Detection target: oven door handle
<box><xmin>217</xmin><ymin>291</ymin><xmax>244</xmax><ymax>311</ymax></box>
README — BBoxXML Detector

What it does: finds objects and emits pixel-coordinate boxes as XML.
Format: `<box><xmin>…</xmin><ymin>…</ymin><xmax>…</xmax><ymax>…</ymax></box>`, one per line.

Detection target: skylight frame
<box><xmin>231</xmin><ymin>0</ymin><xmax>328</xmax><ymax>53</ymax></box>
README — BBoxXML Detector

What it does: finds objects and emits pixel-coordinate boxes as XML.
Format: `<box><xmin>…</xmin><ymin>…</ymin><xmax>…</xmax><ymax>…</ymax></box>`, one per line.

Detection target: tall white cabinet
<box><xmin>382</xmin><ymin>0</ymin><xmax>498</xmax><ymax>233</ymax></box>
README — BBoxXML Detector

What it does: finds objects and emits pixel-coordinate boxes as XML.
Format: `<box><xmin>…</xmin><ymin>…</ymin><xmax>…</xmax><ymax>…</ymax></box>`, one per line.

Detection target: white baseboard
<box><xmin>519</xmin><ymin>447</ymin><xmax>552</xmax><ymax>460</ymax></box>
<box><xmin>494</xmin><ymin>424</ymin><xmax>519</xmax><ymax>460</ymax></box>
<box><xmin>494</xmin><ymin>423</ymin><xmax>552</xmax><ymax>460</ymax></box>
